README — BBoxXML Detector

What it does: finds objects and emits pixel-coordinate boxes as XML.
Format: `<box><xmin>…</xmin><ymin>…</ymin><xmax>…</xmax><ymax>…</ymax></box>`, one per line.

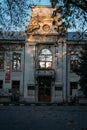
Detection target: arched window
<box><xmin>39</xmin><ymin>49</ymin><xmax>52</xmax><ymax>69</ymax></box>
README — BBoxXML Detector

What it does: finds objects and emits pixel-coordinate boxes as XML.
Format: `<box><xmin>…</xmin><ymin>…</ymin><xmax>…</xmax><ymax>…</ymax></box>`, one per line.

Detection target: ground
<box><xmin>0</xmin><ymin>105</ymin><xmax>87</xmax><ymax>130</ymax></box>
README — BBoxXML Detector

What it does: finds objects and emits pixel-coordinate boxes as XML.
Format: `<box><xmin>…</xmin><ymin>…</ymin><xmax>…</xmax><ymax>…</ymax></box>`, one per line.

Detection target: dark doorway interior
<box><xmin>38</xmin><ymin>76</ymin><xmax>51</xmax><ymax>102</ymax></box>
<box><xmin>70</xmin><ymin>82</ymin><xmax>77</xmax><ymax>96</ymax></box>
<box><xmin>11</xmin><ymin>80</ymin><xmax>20</xmax><ymax>101</ymax></box>
<box><xmin>12</xmin><ymin>81</ymin><xmax>20</xmax><ymax>90</ymax></box>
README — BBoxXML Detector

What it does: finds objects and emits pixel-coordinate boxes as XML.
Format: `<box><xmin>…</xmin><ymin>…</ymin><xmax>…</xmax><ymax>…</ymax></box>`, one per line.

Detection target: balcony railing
<box><xmin>35</xmin><ymin>69</ymin><xmax>55</xmax><ymax>80</ymax></box>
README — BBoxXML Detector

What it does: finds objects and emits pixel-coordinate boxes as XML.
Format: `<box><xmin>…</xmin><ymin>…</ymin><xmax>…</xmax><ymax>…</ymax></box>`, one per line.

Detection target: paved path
<box><xmin>0</xmin><ymin>105</ymin><xmax>87</xmax><ymax>130</ymax></box>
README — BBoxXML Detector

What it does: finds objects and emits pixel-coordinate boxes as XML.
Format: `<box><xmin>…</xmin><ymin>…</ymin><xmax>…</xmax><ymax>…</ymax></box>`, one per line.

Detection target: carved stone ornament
<box><xmin>42</xmin><ymin>24</ymin><xmax>50</xmax><ymax>31</ymax></box>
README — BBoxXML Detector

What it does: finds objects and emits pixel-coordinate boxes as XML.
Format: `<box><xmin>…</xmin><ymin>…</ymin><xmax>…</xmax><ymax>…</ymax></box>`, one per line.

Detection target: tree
<box><xmin>0</xmin><ymin>0</ymin><xmax>40</xmax><ymax>30</ymax></box>
<box><xmin>75</xmin><ymin>43</ymin><xmax>87</xmax><ymax>96</ymax></box>
<box><xmin>50</xmin><ymin>0</ymin><xmax>87</xmax><ymax>96</ymax></box>
<box><xmin>50</xmin><ymin>0</ymin><xmax>87</xmax><ymax>33</ymax></box>
<box><xmin>0</xmin><ymin>0</ymin><xmax>87</xmax><ymax>31</ymax></box>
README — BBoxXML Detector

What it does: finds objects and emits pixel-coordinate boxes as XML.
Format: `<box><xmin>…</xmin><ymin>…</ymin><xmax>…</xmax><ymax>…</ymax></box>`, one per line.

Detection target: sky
<box><xmin>38</xmin><ymin>0</ymin><xmax>51</xmax><ymax>5</ymax></box>
<box><xmin>0</xmin><ymin>0</ymin><xmax>51</xmax><ymax>31</ymax></box>
<box><xmin>35</xmin><ymin>0</ymin><xmax>87</xmax><ymax>32</ymax></box>
<box><xmin>0</xmin><ymin>0</ymin><xmax>87</xmax><ymax>32</ymax></box>
<box><xmin>25</xmin><ymin>0</ymin><xmax>87</xmax><ymax>32</ymax></box>
<box><xmin>38</xmin><ymin>0</ymin><xmax>62</xmax><ymax>6</ymax></box>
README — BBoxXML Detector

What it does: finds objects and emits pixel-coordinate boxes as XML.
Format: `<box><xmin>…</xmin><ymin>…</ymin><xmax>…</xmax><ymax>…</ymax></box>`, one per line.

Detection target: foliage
<box><xmin>0</xmin><ymin>0</ymin><xmax>87</xmax><ymax>32</ymax></box>
<box><xmin>75</xmin><ymin>43</ymin><xmax>87</xmax><ymax>96</ymax></box>
<box><xmin>50</xmin><ymin>0</ymin><xmax>87</xmax><ymax>32</ymax></box>
<box><xmin>0</xmin><ymin>0</ymin><xmax>40</xmax><ymax>30</ymax></box>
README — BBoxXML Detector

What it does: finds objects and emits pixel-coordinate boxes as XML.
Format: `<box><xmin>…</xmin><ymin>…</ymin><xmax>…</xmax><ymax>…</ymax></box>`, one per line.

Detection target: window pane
<box><xmin>70</xmin><ymin>54</ymin><xmax>78</xmax><ymax>71</ymax></box>
<box><xmin>12</xmin><ymin>53</ymin><xmax>21</xmax><ymax>70</ymax></box>
<box><xmin>45</xmin><ymin>55</ymin><xmax>52</xmax><ymax>61</ymax></box>
<box><xmin>41</xmin><ymin>49</ymin><xmax>51</xmax><ymax>54</ymax></box>
<box><xmin>46</xmin><ymin>62</ymin><xmax>51</xmax><ymax>68</ymax></box>
<box><xmin>0</xmin><ymin>80</ymin><xmax>3</xmax><ymax>89</ymax></box>
<box><xmin>39</xmin><ymin>62</ymin><xmax>45</xmax><ymax>68</ymax></box>
<box><xmin>0</xmin><ymin>53</ymin><xmax>4</xmax><ymax>69</ymax></box>
<box><xmin>39</xmin><ymin>55</ymin><xmax>45</xmax><ymax>61</ymax></box>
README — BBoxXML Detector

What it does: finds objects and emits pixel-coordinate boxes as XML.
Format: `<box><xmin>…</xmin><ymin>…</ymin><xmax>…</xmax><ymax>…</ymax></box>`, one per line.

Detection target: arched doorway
<box><xmin>37</xmin><ymin>48</ymin><xmax>53</xmax><ymax>102</ymax></box>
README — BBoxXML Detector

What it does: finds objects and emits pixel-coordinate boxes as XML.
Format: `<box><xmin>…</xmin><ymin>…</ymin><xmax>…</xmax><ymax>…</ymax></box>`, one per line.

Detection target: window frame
<box><xmin>70</xmin><ymin>52</ymin><xmax>79</xmax><ymax>72</ymax></box>
<box><xmin>39</xmin><ymin>48</ymin><xmax>53</xmax><ymax>69</ymax></box>
<box><xmin>0</xmin><ymin>80</ymin><xmax>3</xmax><ymax>89</ymax></box>
<box><xmin>0</xmin><ymin>53</ymin><xmax>4</xmax><ymax>70</ymax></box>
<box><xmin>12</xmin><ymin>53</ymin><xmax>21</xmax><ymax>71</ymax></box>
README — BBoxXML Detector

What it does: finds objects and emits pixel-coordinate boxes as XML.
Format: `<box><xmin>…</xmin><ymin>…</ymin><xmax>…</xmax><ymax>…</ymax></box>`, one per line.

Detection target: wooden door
<box><xmin>38</xmin><ymin>82</ymin><xmax>51</xmax><ymax>102</ymax></box>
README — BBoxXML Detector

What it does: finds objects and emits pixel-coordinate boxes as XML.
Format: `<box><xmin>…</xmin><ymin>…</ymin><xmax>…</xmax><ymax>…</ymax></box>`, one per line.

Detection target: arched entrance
<box><xmin>36</xmin><ymin>48</ymin><xmax>54</xmax><ymax>102</ymax></box>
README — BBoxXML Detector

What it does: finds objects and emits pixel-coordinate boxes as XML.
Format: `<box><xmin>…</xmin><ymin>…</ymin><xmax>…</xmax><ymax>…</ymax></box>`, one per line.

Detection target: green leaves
<box><xmin>75</xmin><ymin>44</ymin><xmax>87</xmax><ymax>96</ymax></box>
<box><xmin>50</xmin><ymin>0</ymin><xmax>87</xmax><ymax>31</ymax></box>
<box><xmin>0</xmin><ymin>0</ymin><xmax>41</xmax><ymax>30</ymax></box>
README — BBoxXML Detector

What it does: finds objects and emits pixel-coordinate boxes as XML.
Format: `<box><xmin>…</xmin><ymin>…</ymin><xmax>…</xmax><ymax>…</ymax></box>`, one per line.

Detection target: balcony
<box><xmin>35</xmin><ymin>69</ymin><xmax>55</xmax><ymax>81</ymax></box>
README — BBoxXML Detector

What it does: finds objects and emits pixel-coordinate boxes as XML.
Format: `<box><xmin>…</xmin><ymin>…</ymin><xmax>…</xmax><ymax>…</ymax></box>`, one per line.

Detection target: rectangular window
<box><xmin>27</xmin><ymin>85</ymin><xmax>35</xmax><ymax>96</ymax></box>
<box><xmin>0</xmin><ymin>80</ymin><xmax>3</xmax><ymax>89</ymax></box>
<box><xmin>70</xmin><ymin>82</ymin><xmax>78</xmax><ymax>96</ymax></box>
<box><xmin>12</xmin><ymin>53</ymin><xmax>21</xmax><ymax>70</ymax></box>
<box><xmin>12</xmin><ymin>81</ymin><xmax>20</xmax><ymax>90</ymax></box>
<box><xmin>28</xmin><ymin>85</ymin><xmax>35</xmax><ymax>90</ymax></box>
<box><xmin>70</xmin><ymin>54</ymin><xmax>78</xmax><ymax>71</ymax></box>
<box><xmin>0</xmin><ymin>53</ymin><xmax>4</xmax><ymax>70</ymax></box>
<box><xmin>55</xmin><ymin>87</ymin><xmax>62</xmax><ymax>90</ymax></box>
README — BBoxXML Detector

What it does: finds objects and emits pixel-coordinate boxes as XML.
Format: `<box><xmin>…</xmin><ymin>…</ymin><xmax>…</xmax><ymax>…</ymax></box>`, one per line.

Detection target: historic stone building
<box><xmin>0</xmin><ymin>6</ymin><xmax>87</xmax><ymax>103</ymax></box>
<box><xmin>0</xmin><ymin>31</ymin><xmax>25</xmax><ymax>101</ymax></box>
<box><xmin>24</xmin><ymin>6</ymin><xmax>67</xmax><ymax>102</ymax></box>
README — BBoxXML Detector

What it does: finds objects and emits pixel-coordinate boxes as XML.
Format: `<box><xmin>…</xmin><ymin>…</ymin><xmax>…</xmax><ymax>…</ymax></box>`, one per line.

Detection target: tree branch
<box><xmin>70</xmin><ymin>1</ymin><xmax>87</xmax><ymax>12</ymax></box>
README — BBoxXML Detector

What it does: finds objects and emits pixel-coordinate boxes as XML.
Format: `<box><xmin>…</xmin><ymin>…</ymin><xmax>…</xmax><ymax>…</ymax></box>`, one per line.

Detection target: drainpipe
<box><xmin>61</xmin><ymin>40</ymin><xmax>64</xmax><ymax>103</ymax></box>
<box><xmin>23</xmin><ymin>42</ymin><xmax>25</xmax><ymax>100</ymax></box>
<box><xmin>66</xmin><ymin>41</ymin><xmax>68</xmax><ymax>103</ymax></box>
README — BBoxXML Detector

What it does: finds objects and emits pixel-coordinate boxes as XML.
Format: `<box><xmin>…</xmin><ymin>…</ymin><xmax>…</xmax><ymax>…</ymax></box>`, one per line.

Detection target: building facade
<box><xmin>0</xmin><ymin>6</ymin><xmax>87</xmax><ymax>103</ymax></box>
<box><xmin>0</xmin><ymin>32</ymin><xmax>25</xmax><ymax>101</ymax></box>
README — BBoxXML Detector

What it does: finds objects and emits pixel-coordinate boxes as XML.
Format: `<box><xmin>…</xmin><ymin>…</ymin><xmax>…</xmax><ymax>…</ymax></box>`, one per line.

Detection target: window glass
<box><xmin>12</xmin><ymin>81</ymin><xmax>20</xmax><ymax>89</ymax></box>
<box><xmin>0</xmin><ymin>53</ymin><xmax>4</xmax><ymax>70</ymax></box>
<box><xmin>70</xmin><ymin>52</ymin><xmax>78</xmax><ymax>71</ymax></box>
<box><xmin>0</xmin><ymin>80</ymin><xmax>3</xmax><ymax>89</ymax></box>
<box><xmin>39</xmin><ymin>49</ymin><xmax>52</xmax><ymax>69</ymax></box>
<box><xmin>12</xmin><ymin>53</ymin><xmax>21</xmax><ymax>70</ymax></box>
